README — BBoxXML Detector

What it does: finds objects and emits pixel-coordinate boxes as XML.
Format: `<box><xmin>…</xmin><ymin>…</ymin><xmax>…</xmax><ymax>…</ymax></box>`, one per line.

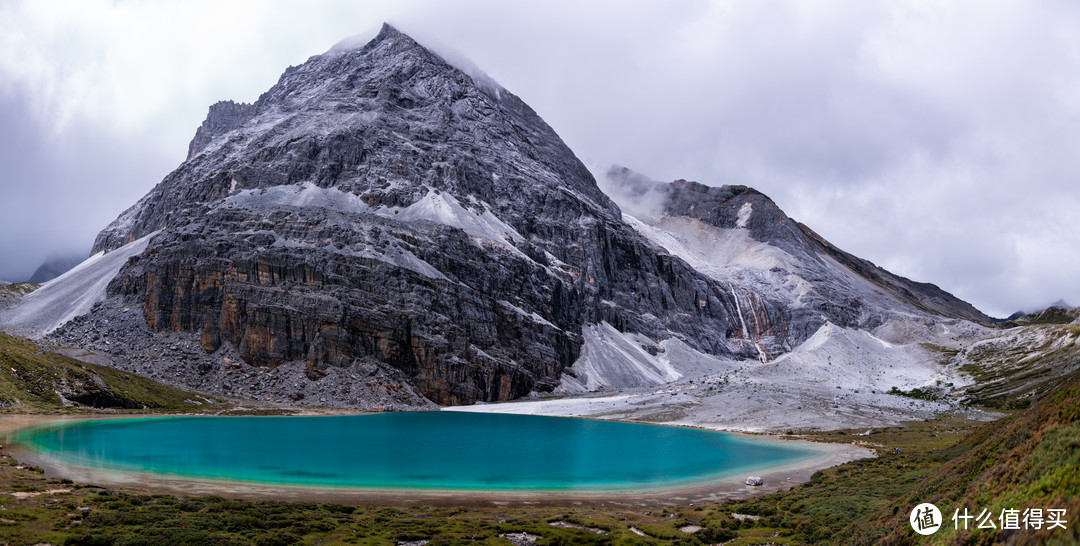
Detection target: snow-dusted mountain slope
<box><xmin>603</xmin><ymin>166</ymin><xmax>989</xmax><ymax>328</ymax></box>
<box><xmin>525</xmin><ymin>165</ymin><xmax>995</xmax><ymax>411</ymax></box>
<box><xmin>557</xmin><ymin>322</ymin><xmax>682</xmax><ymax>393</ymax></box>
<box><xmin>951</xmin><ymin>308</ymin><xmax>1080</xmax><ymax>408</ymax></box>
<box><xmin>0</xmin><ymin>233</ymin><xmax>156</xmax><ymax>335</ymax></box>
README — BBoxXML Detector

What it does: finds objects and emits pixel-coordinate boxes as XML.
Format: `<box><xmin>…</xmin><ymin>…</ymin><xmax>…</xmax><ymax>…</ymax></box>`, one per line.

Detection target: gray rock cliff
<box><xmin>186</xmin><ymin>100</ymin><xmax>255</xmax><ymax>161</ymax></box>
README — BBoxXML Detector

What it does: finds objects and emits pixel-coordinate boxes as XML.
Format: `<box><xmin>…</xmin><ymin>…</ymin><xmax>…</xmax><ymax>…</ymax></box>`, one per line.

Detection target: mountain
<box><xmin>1</xmin><ymin>25</ymin><xmax>992</xmax><ymax>415</ymax></box>
<box><xmin>60</xmin><ymin>24</ymin><xmax>788</xmax><ymax>406</ymax></box>
<box><xmin>602</xmin><ymin>166</ymin><xmax>989</xmax><ymax>329</ymax></box>
<box><xmin>28</xmin><ymin>254</ymin><xmax>85</xmax><ymax>284</ymax></box>
<box><xmin>1001</xmin><ymin>299</ymin><xmax>1075</xmax><ymax>322</ymax></box>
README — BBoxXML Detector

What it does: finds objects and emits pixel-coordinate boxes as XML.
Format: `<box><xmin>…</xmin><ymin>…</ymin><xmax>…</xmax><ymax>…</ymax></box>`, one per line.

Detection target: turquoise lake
<box><xmin>13</xmin><ymin>412</ymin><xmax>817</xmax><ymax>490</ymax></box>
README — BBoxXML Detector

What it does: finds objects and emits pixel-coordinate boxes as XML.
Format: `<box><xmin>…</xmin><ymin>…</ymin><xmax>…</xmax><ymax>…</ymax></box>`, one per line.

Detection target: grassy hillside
<box><xmin>837</xmin><ymin>376</ymin><xmax>1080</xmax><ymax>544</ymax></box>
<box><xmin>705</xmin><ymin>416</ymin><xmax>986</xmax><ymax>543</ymax></box>
<box><xmin>0</xmin><ymin>331</ymin><xmax>221</xmax><ymax>413</ymax></box>
<box><xmin>653</xmin><ymin>375</ymin><xmax>1079</xmax><ymax>544</ymax></box>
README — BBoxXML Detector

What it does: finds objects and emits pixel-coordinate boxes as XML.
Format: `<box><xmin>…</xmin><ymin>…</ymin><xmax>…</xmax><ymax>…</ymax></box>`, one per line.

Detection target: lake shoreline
<box><xmin>0</xmin><ymin>412</ymin><xmax>874</xmax><ymax>507</ymax></box>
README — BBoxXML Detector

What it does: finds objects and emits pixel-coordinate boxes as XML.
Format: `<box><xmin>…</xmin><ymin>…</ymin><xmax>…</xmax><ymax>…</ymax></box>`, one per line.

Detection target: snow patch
<box><xmin>624</xmin><ymin>213</ymin><xmax>812</xmax><ymax>306</ymax></box>
<box><xmin>0</xmin><ymin>232</ymin><xmax>158</xmax><ymax>336</ymax></box>
<box><xmin>216</xmin><ymin>183</ymin><xmax>530</xmax><ymax>278</ymax></box>
<box><xmin>349</xmin><ymin>246</ymin><xmax>448</xmax><ymax>281</ymax></box>
<box><xmin>499</xmin><ymin>301</ymin><xmax>558</xmax><ymax>330</ymax></box>
<box><xmin>759</xmin><ymin>322</ymin><xmax>970</xmax><ymax>392</ymax></box>
<box><xmin>558</xmin><ymin>322</ymin><xmax>681</xmax><ymax>393</ymax></box>
<box><xmin>220</xmin><ymin>182</ymin><xmax>371</xmax><ymax>214</ymax></box>
<box><xmin>444</xmin><ymin>394</ymin><xmax>636</xmax><ymax>416</ymax></box>
<box><xmin>384</xmin><ymin>190</ymin><xmax>524</xmax><ymax>253</ymax></box>
<box><xmin>736</xmin><ymin>202</ymin><xmax>753</xmax><ymax>228</ymax></box>
<box><xmin>625</xmin><ymin>214</ymin><xmax>798</xmax><ymax>278</ymax></box>
<box><xmin>268</xmin><ymin>233</ymin><xmax>448</xmax><ymax>281</ymax></box>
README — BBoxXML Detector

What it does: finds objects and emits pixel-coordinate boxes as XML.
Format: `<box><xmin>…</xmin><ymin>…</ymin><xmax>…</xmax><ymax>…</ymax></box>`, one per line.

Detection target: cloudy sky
<box><xmin>1</xmin><ymin>0</ymin><xmax>1078</xmax><ymax>317</ymax></box>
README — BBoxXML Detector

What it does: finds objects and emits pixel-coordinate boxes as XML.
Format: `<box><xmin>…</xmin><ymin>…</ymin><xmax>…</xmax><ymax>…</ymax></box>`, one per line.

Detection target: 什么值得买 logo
<box><xmin>910</xmin><ymin>503</ymin><xmax>942</xmax><ymax>535</ymax></box>
<box><xmin>910</xmin><ymin>503</ymin><xmax>1068</xmax><ymax>535</ymax></box>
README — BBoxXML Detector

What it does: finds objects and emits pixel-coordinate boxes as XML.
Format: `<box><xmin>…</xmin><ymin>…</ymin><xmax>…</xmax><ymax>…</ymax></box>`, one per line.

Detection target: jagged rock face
<box><xmin>90</xmin><ymin>25</ymin><xmax>790</xmax><ymax>404</ymax></box>
<box><xmin>605</xmin><ymin>166</ymin><xmax>990</xmax><ymax>333</ymax></box>
<box><xmin>186</xmin><ymin>100</ymin><xmax>255</xmax><ymax>160</ymax></box>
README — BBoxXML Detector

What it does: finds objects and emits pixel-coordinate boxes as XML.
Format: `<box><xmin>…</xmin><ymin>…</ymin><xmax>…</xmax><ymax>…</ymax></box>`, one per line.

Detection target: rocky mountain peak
<box><xmin>186</xmin><ymin>100</ymin><xmax>255</xmax><ymax>160</ymax></box>
<box><xmin>604</xmin><ymin>165</ymin><xmax>990</xmax><ymax>326</ymax></box>
<box><xmin>356</xmin><ymin>22</ymin><xmax>427</xmax><ymax>56</ymax></box>
<box><xmin>94</xmin><ymin>23</ymin><xmax>616</xmax><ymax>255</ymax></box>
<box><xmin>248</xmin><ymin>23</ymin><xmax>449</xmax><ymax>114</ymax></box>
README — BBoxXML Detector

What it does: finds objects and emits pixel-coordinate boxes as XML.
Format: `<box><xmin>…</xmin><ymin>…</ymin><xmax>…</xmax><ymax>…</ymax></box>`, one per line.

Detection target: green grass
<box><xmin>888</xmin><ymin>385</ymin><xmax>949</xmax><ymax>401</ymax></box>
<box><xmin>837</xmin><ymin>376</ymin><xmax>1080</xmax><ymax>544</ymax></box>
<box><xmin>697</xmin><ymin>414</ymin><xmax>985</xmax><ymax>543</ymax></box>
<box><xmin>0</xmin><ymin>450</ymin><xmax>743</xmax><ymax>545</ymax></box>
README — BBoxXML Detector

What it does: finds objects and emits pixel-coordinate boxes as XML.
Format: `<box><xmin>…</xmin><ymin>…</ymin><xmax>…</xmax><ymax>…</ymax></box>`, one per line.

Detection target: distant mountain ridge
<box><xmin>1001</xmin><ymin>299</ymin><xmax>1075</xmax><ymax>322</ymax></box>
<box><xmin>603</xmin><ymin>166</ymin><xmax>989</xmax><ymax>329</ymax></box>
<box><xmin>27</xmin><ymin>255</ymin><xmax>84</xmax><ymax>284</ymax></box>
